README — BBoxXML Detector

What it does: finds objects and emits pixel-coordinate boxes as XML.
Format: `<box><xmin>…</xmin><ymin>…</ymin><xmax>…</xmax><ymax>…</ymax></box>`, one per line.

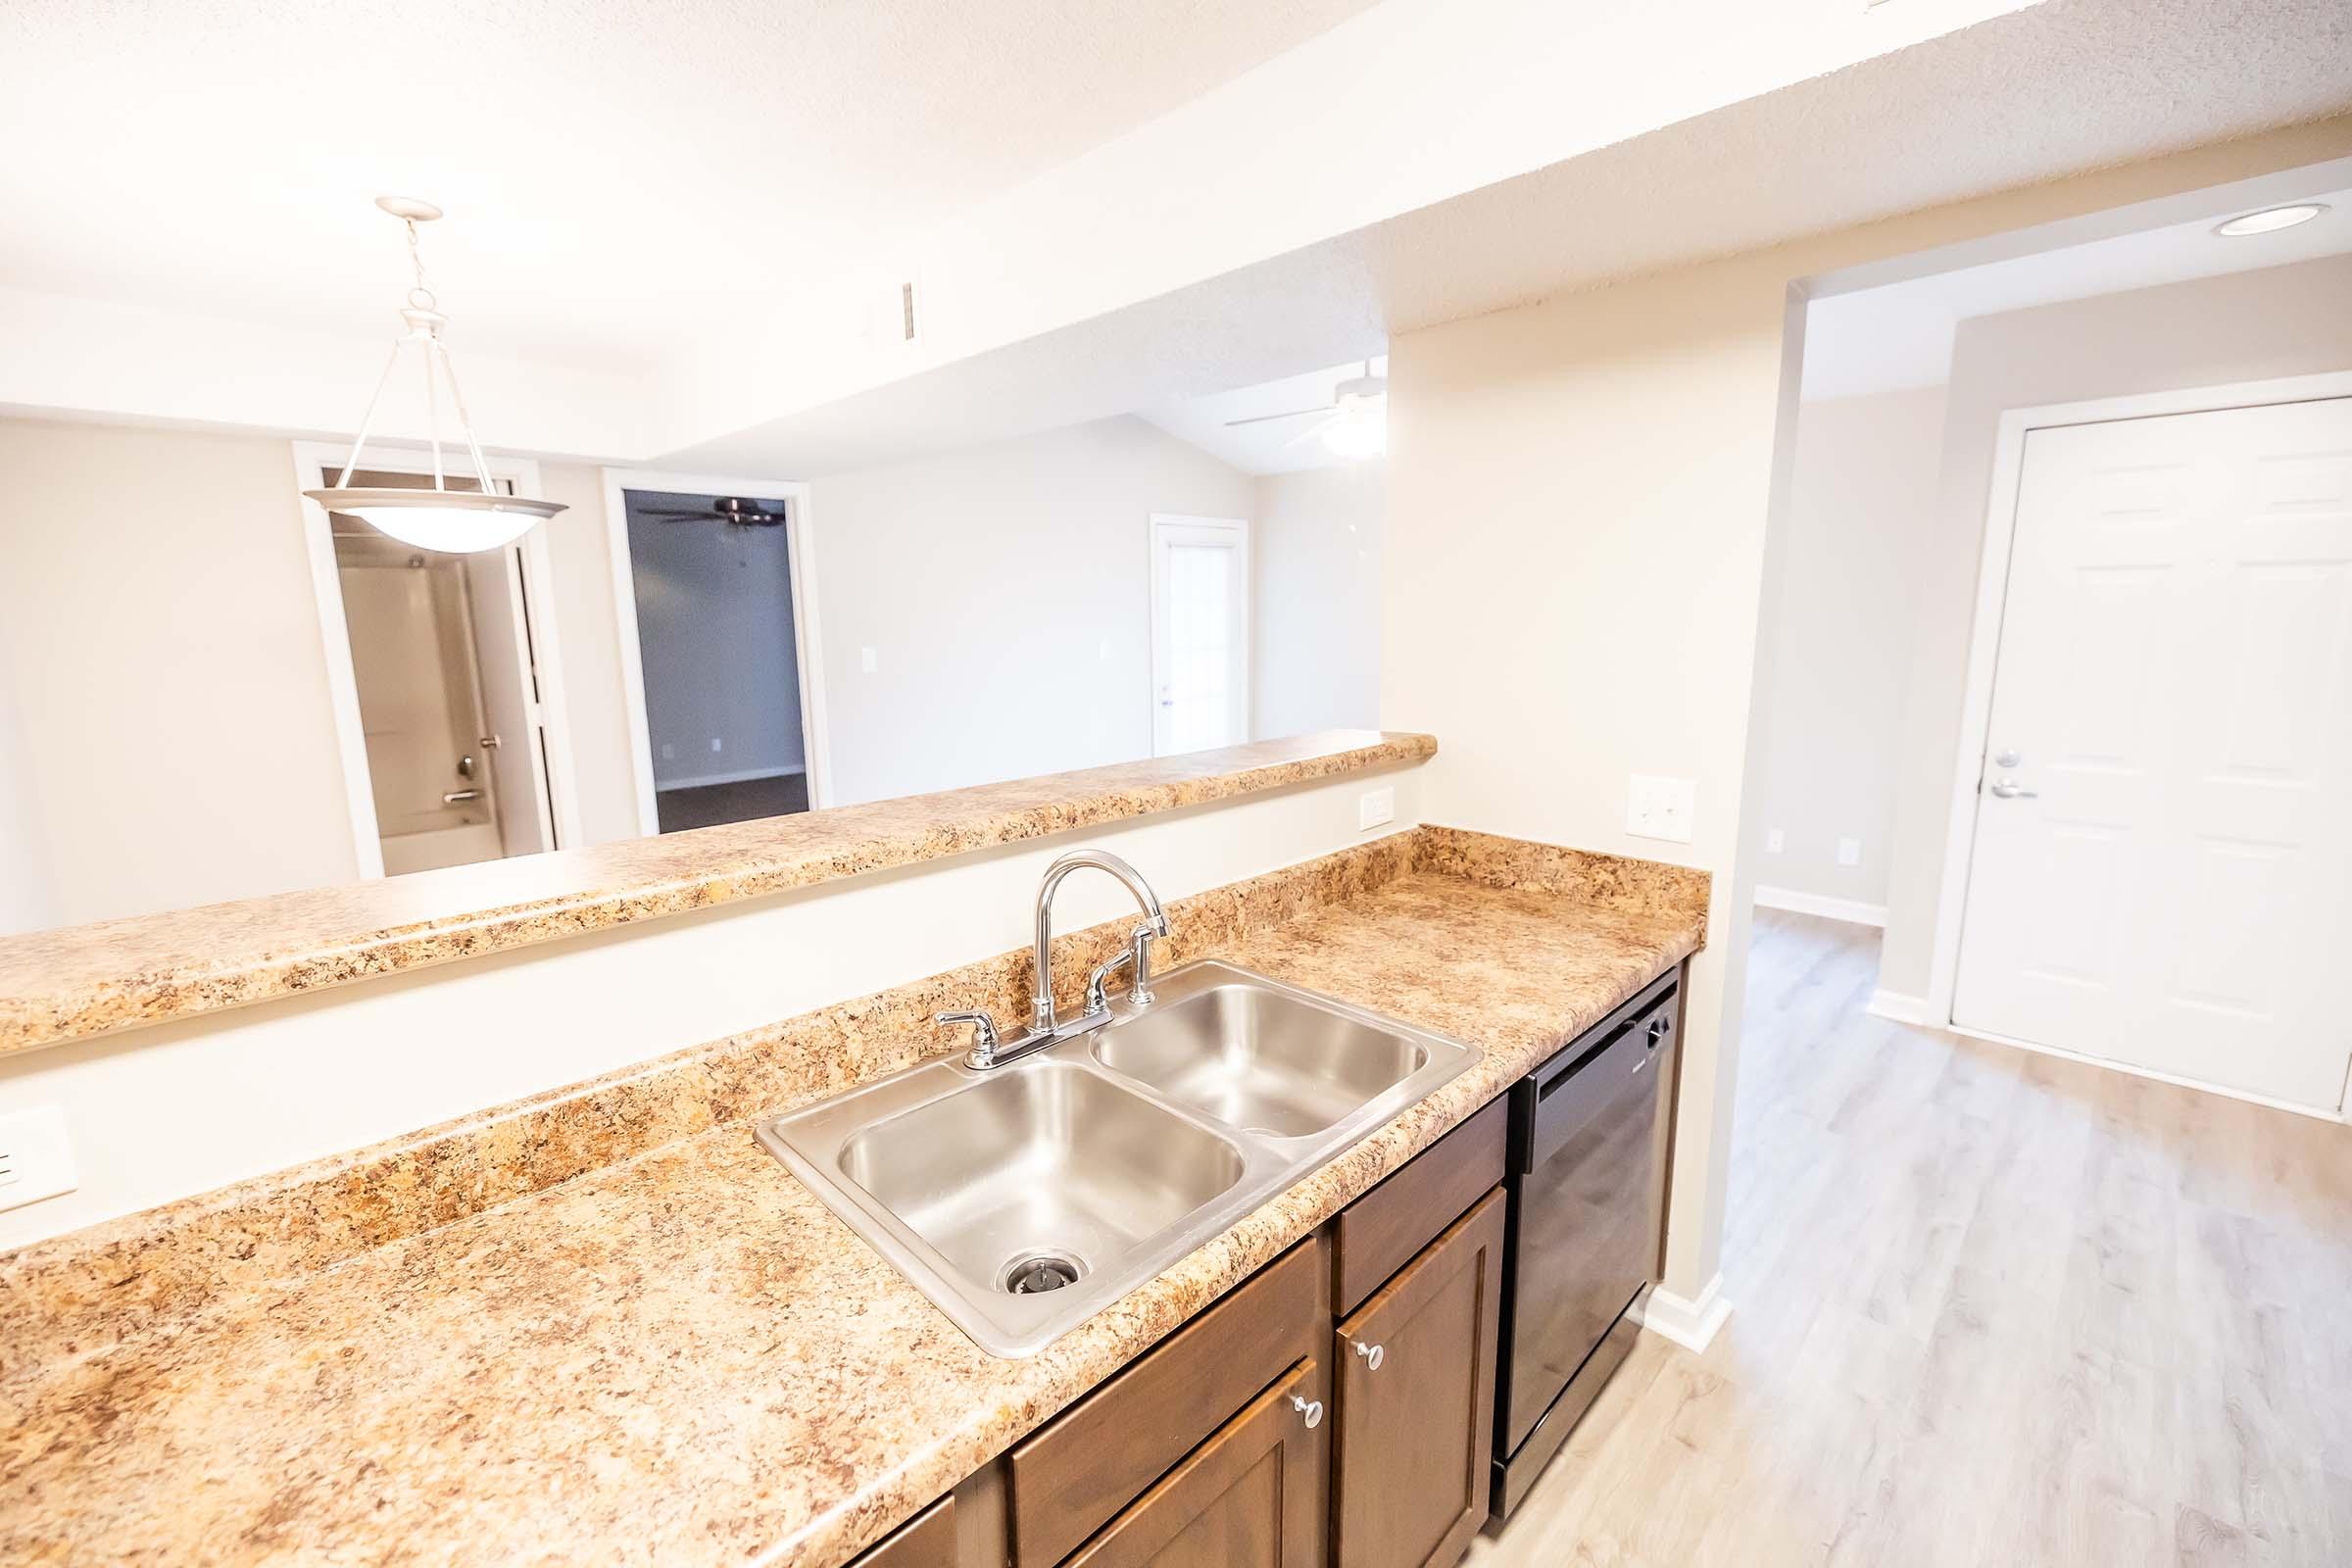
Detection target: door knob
<box><xmin>1987</xmin><ymin>779</ymin><xmax>2038</xmax><ymax>800</ymax></box>
<box><xmin>1289</xmin><ymin>1394</ymin><xmax>1324</xmax><ymax>1430</ymax></box>
<box><xmin>1993</xmin><ymin>748</ymin><xmax>2022</xmax><ymax>768</ymax></box>
<box><xmin>1354</xmin><ymin>1341</ymin><xmax>1385</xmax><ymax>1371</ymax></box>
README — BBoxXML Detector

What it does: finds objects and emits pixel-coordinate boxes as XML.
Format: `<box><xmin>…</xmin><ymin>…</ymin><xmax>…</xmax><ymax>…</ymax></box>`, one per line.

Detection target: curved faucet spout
<box><xmin>1032</xmin><ymin>850</ymin><xmax>1170</xmax><ymax>1034</ymax></box>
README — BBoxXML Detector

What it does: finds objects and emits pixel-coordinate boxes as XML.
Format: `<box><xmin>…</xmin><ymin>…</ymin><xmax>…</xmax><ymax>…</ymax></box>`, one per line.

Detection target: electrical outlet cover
<box><xmin>1837</xmin><ymin>836</ymin><xmax>1863</xmax><ymax>867</ymax></box>
<box><xmin>1765</xmin><ymin>828</ymin><xmax>1786</xmax><ymax>854</ymax></box>
<box><xmin>1358</xmin><ymin>786</ymin><xmax>1396</xmax><ymax>832</ymax></box>
<box><xmin>1627</xmin><ymin>774</ymin><xmax>1696</xmax><ymax>844</ymax></box>
<box><xmin>0</xmin><ymin>1105</ymin><xmax>76</xmax><ymax>1214</ymax></box>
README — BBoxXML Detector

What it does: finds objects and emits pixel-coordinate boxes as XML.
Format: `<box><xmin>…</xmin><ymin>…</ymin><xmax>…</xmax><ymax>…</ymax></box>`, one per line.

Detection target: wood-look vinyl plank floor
<box><xmin>1468</xmin><ymin>909</ymin><xmax>2352</xmax><ymax>1568</ymax></box>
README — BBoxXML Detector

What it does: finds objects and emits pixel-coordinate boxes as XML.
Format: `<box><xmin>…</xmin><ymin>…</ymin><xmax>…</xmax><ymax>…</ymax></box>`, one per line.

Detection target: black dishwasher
<box><xmin>1490</xmin><ymin>967</ymin><xmax>1681</xmax><ymax>1522</ymax></box>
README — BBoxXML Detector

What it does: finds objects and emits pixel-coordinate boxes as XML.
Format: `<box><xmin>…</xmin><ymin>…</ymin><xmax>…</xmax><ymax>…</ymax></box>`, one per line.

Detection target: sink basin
<box><xmin>836</xmin><ymin>1062</ymin><xmax>1246</xmax><ymax>1295</ymax></box>
<box><xmin>758</xmin><ymin>959</ymin><xmax>1477</xmax><ymax>1356</ymax></box>
<box><xmin>1092</xmin><ymin>983</ymin><xmax>1430</xmax><ymax>1137</ymax></box>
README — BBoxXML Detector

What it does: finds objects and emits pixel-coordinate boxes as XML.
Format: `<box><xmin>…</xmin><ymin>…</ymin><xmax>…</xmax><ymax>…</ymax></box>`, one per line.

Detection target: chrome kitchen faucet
<box><xmin>935</xmin><ymin>850</ymin><xmax>1170</xmax><ymax>1070</ymax></box>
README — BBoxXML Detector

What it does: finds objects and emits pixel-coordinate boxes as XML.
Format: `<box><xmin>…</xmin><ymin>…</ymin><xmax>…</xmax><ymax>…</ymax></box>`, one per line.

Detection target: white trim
<box><xmin>292</xmin><ymin>440</ymin><xmax>578</xmax><ymax>877</ymax></box>
<box><xmin>1753</xmin><ymin>886</ymin><xmax>1886</xmax><ymax>927</ymax></box>
<box><xmin>599</xmin><ymin>468</ymin><xmax>832</xmax><ymax>831</ymax></box>
<box><xmin>1640</xmin><ymin>1274</ymin><xmax>1732</xmax><ymax>1353</ymax></box>
<box><xmin>1922</xmin><ymin>370</ymin><xmax>2352</xmax><ymax>1028</ymax></box>
<box><xmin>1147</xmin><ymin>513</ymin><xmax>1252</xmax><ymax>755</ymax></box>
<box><xmin>1946</xmin><ymin>1020</ymin><xmax>2350</xmax><ymax>1127</ymax></box>
<box><xmin>291</xmin><ymin>445</ymin><xmax>384</xmax><ymax>880</ymax></box>
<box><xmin>655</xmin><ymin>764</ymin><xmax>807</xmax><ymax>792</ymax></box>
<box><xmin>1866</xmin><ymin>989</ymin><xmax>1934</xmax><ymax>1026</ymax></box>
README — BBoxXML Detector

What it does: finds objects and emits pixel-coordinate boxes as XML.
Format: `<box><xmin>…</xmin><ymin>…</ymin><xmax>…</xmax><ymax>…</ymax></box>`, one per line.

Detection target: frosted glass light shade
<box><xmin>1322</xmin><ymin>407</ymin><xmax>1386</xmax><ymax>460</ymax></box>
<box><xmin>305</xmin><ymin>487</ymin><xmax>564</xmax><ymax>554</ymax></box>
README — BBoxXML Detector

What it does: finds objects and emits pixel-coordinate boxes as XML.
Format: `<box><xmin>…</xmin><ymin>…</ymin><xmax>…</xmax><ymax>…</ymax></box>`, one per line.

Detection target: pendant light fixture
<box><xmin>303</xmin><ymin>197</ymin><xmax>565</xmax><ymax>554</ymax></box>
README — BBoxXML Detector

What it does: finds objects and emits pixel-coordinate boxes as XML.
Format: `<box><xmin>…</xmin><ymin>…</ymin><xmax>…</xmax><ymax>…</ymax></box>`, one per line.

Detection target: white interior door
<box><xmin>1150</xmin><ymin>515</ymin><xmax>1250</xmax><ymax>756</ymax></box>
<box><xmin>1952</xmin><ymin>397</ymin><xmax>2352</xmax><ymax>1108</ymax></box>
<box><xmin>465</xmin><ymin>545</ymin><xmax>557</xmax><ymax>858</ymax></box>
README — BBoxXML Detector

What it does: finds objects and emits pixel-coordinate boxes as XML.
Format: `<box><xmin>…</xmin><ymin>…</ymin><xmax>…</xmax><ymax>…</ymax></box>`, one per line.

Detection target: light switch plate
<box><xmin>1627</xmin><ymin>774</ymin><xmax>1696</xmax><ymax>844</ymax></box>
<box><xmin>1358</xmin><ymin>785</ymin><xmax>1396</xmax><ymax>832</ymax></box>
<box><xmin>860</xmin><ymin>646</ymin><xmax>879</xmax><ymax>673</ymax></box>
<box><xmin>1837</xmin><ymin>836</ymin><xmax>1863</xmax><ymax>867</ymax></box>
<box><xmin>1765</xmin><ymin>828</ymin><xmax>1786</xmax><ymax>854</ymax></box>
<box><xmin>0</xmin><ymin>1105</ymin><xmax>76</xmax><ymax>1214</ymax></box>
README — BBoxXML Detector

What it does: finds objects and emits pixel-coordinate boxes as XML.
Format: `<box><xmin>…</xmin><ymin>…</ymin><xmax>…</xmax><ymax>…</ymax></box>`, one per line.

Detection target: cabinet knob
<box><xmin>1289</xmin><ymin>1394</ymin><xmax>1324</xmax><ymax>1430</ymax></box>
<box><xmin>1354</xmin><ymin>1341</ymin><xmax>1385</xmax><ymax>1371</ymax></box>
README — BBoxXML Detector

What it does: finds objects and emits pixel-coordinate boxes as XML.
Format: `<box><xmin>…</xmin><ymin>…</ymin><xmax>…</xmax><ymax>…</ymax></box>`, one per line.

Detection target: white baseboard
<box><xmin>1640</xmin><ymin>1274</ymin><xmax>1732</xmax><ymax>1353</ymax></box>
<box><xmin>1867</xmin><ymin>988</ymin><xmax>1934</xmax><ymax>1026</ymax></box>
<box><xmin>1946</xmin><ymin>1021</ymin><xmax>2349</xmax><ymax>1125</ymax></box>
<box><xmin>655</xmin><ymin>764</ymin><xmax>807</xmax><ymax>792</ymax></box>
<box><xmin>1754</xmin><ymin>886</ymin><xmax>1887</xmax><ymax>927</ymax></box>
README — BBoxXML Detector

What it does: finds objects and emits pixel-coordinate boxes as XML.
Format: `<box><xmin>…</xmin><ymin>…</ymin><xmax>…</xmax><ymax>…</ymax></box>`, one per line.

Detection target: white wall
<box><xmin>0</xmin><ymin>762</ymin><xmax>1426</xmax><ymax>1250</ymax></box>
<box><xmin>622</xmin><ymin>492</ymin><xmax>807</xmax><ymax>790</ymax></box>
<box><xmin>1251</xmin><ymin>464</ymin><xmax>1383</xmax><ymax>739</ymax></box>
<box><xmin>537</xmin><ymin>463</ymin><xmax>646</xmax><ymax>846</ymax></box>
<box><xmin>1877</xmin><ymin>252</ymin><xmax>2352</xmax><ymax>999</ymax></box>
<box><xmin>810</xmin><ymin>416</ymin><xmax>1254</xmax><ymax>804</ymax></box>
<box><xmin>0</xmin><ymin>420</ymin><xmax>651</xmax><ymax>926</ymax></box>
<box><xmin>0</xmin><ymin>660</ymin><xmax>59</xmax><ymax>933</ymax></box>
<box><xmin>1382</xmin><ymin>260</ymin><xmax>1791</xmax><ymax>1306</ymax></box>
<box><xmin>0</xmin><ymin>418</ymin><xmax>362</xmax><ymax>924</ymax></box>
<box><xmin>1752</xmin><ymin>386</ymin><xmax>1947</xmax><ymax>913</ymax></box>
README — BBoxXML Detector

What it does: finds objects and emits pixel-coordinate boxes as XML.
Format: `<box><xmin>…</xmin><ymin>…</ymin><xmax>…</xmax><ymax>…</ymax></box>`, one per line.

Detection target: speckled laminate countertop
<box><xmin>0</xmin><ymin>862</ymin><xmax>1704</xmax><ymax>1567</ymax></box>
<box><xmin>0</xmin><ymin>730</ymin><xmax>1433</xmax><ymax>1057</ymax></box>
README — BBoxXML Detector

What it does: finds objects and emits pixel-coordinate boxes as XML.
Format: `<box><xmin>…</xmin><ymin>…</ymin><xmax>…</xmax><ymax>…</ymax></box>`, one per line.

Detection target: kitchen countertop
<box><xmin>0</xmin><ymin>859</ymin><xmax>1705</xmax><ymax>1567</ymax></box>
<box><xmin>0</xmin><ymin>730</ymin><xmax>1433</xmax><ymax>1057</ymax></box>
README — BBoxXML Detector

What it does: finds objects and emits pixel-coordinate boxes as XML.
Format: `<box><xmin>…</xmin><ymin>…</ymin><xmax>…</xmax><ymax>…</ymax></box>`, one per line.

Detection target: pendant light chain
<box><xmin>302</xmin><ymin>197</ymin><xmax>566</xmax><ymax>554</ymax></box>
<box><xmin>329</xmin><ymin>211</ymin><xmax>498</xmax><ymax>498</ymax></box>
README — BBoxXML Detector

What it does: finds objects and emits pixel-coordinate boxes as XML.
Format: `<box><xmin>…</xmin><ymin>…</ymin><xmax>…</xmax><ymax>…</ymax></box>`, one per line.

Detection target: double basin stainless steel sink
<box><xmin>758</xmin><ymin>960</ymin><xmax>1478</xmax><ymax>1356</ymax></box>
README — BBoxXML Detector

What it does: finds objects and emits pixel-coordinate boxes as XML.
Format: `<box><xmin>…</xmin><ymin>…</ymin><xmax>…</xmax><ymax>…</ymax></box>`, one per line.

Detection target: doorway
<box><xmin>1948</xmin><ymin>390</ymin><xmax>2352</xmax><ymax>1109</ymax></box>
<box><xmin>1149</xmin><ymin>514</ymin><xmax>1251</xmax><ymax>755</ymax></box>
<box><xmin>602</xmin><ymin>470</ymin><xmax>829</xmax><ymax>832</ymax></box>
<box><xmin>296</xmin><ymin>448</ymin><xmax>578</xmax><ymax>878</ymax></box>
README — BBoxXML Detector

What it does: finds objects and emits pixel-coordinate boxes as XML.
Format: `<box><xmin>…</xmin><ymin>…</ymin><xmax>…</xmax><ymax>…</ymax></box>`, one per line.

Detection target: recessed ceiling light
<box><xmin>2213</xmin><ymin>203</ymin><xmax>2328</xmax><ymax>238</ymax></box>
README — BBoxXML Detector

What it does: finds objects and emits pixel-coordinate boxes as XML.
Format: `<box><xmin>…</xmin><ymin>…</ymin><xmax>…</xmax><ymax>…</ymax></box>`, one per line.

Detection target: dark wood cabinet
<box><xmin>849</xmin><ymin>1493</ymin><xmax>958</xmax><ymax>1568</ymax></box>
<box><xmin>1007</xmin><ymin>1238</ymin><xmax>1325</xmax><ymax>1568</ymax></box>
<box><xmin>1059</xmin><ymin>1357</ymin><xmax>1327</xmax><ymax>1568</ymax></box>
<box><xmin>1330</xmin><ymin>1186</ymin><xmax>1506</xmax><ymax>1568</ymax></box>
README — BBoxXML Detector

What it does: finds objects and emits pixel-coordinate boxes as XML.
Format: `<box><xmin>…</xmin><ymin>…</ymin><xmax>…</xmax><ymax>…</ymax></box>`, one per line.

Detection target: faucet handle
<box><xmin>1084</xmin><ymin>948</ymin><xmax>1137</xmax><ymax>1015</ymax></box>
<box><xmin>936</xmin><ymin>1009</ymin><xmax>1002</xmax><ymax>1065</ymax></box>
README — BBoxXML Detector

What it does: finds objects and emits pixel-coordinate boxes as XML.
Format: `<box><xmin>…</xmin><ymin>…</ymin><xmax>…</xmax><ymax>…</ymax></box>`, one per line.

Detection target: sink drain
<box><xmin>1001</xmin><ymin>1250</ymin><xmax>1086</xmax><ymax>1295</ymax></box>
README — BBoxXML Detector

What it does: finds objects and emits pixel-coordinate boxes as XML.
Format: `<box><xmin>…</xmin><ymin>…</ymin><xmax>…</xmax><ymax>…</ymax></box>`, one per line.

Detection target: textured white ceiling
<box><xmin>1141</xmin><ymin>357</ymin><xmax>1389</xmax><ymax>474</ymax></box>
<box><xmin>668</xmin><ymin>0</ymin><xmax>2352</xmax><ymax>474</ymax></box>
<box><xmin>1803</xmin><ymin>177</ymin><xmax>2352</xmax><ymax>399</ymax></box>
<box><xmin>0</xmin><ymin>0</ymin><xmax>1382</xmax><ymax>366</ymax></box>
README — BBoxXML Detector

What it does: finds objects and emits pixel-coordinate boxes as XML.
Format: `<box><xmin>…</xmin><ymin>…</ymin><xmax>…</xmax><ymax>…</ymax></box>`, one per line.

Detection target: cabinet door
<box><xmin>849</xmin><ymin>1493</ymin><xmax>956</xmax><ymax>1568</ymax></box>
<box><xmin>1060</xmin><ymin>1357</ymin><xmax>1327</xmax><ymax>1568</ymax></box>
<box><xmin>1332</xmin><ymin>1187</ymin><xmax>1506</xmax><ymax>1568</ymax></box>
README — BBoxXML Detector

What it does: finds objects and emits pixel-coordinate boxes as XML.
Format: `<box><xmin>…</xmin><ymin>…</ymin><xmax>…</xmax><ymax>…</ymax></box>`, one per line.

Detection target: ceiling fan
<box><xmin>1222</xmin><ymin>361</ymin><xmax>1387</xmax><ymax>458</ymax></box>
<box><xmin>639</xmin><ymin>496</ymin><xmax>789</xmax><ymax>528</ymax></box>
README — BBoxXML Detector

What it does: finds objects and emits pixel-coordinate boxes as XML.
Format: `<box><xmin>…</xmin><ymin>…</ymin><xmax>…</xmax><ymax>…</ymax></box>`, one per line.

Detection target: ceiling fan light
<box><xmin>1322</xmin><ymin>408</ymin><xmax>1386</xmax><ymax>460</ymax></box>
<box><xmin>308</xmin><ymin>487</ymin><xmax>562</xmax><ymax>554</ymax></box>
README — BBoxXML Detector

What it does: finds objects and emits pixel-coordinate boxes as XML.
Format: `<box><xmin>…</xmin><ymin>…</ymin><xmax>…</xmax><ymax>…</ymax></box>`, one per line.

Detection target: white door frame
<box><xmin>1148</xmin><ymin>513</ymin><xmax>1252</xmax><ymax>755</ymax></box>
<box><xmin>292</xmin><ymin>441</ymin><xmax>584</xmax><ymax>879</ymax></box>
<box><xmin>599</xmin><ymin>467</ymin><xmax>832</xmax><ymax>832</ymax></box>
<box><xmin>1923</xmin><ymin>370</ymin><xmax>2352</xmax><ymax>1076</ymax></box>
